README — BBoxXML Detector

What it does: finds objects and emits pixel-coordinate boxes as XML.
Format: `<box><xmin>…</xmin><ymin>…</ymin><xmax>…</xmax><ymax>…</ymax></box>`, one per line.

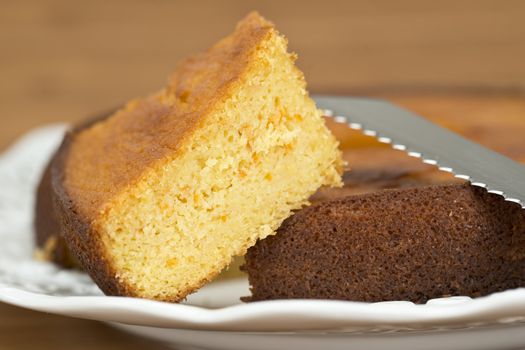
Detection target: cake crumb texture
<box><xmin>54</xmin><ymin>12</ymin><xmax>342</xmax><ymax>301</ymax></box>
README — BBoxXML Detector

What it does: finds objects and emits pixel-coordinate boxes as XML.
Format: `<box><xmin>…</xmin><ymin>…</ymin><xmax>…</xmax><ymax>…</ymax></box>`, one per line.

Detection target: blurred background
<box><xmin>1</xmin><ymin>0</ymin><xmax>525</xmax><ymax>151</ymax></box>
<box><xmin>1</xmin><ymin>0</ymin><xmax>524</xmax><ymax>349</ymax></box>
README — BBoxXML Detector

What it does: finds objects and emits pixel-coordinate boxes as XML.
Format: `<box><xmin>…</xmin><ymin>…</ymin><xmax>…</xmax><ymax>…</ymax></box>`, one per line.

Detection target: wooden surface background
<box><xmin>1</xmin><ymin>0</ymin><xmax>524</xmax><ymax>349</ymax></box>
<box><xmin>2</xmin><ymin>0</ymin><xmax>525</xmax><ymax>151</ymax></box>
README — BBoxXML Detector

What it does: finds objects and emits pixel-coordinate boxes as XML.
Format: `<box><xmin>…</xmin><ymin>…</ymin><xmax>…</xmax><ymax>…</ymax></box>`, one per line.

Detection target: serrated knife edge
<box><xmin>314</xmin><ymin>95</ymin><xmax>525</xmax><ymax>209</ymax></box>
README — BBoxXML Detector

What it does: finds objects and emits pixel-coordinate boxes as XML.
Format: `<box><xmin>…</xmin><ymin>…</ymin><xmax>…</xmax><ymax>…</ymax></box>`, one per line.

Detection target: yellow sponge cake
<box><xmin>52</xmin><ymin>12</ymin><xmax>342</xmax><ymax>301</ymax></box>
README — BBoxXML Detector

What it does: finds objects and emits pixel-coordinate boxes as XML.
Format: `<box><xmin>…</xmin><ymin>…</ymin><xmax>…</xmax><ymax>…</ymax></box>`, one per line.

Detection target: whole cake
<box><xmin>243</xmin><ymin>182</ymin><xmax>525</xmax><ymax>303</ymax></box>
<box><xmin>51</xmin><ymin>12</ymin><xmax>342</xmax><ymax>301</ymax></box>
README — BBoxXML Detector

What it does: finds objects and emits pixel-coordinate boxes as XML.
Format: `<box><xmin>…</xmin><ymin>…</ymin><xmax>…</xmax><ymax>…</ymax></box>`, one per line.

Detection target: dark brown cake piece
<box><xmin>34</xmin><ymin>159</ymin><xmax>79</xmax><ymax>267</ymax></box>
<box><xmin>243</xmin><ymin>183</ymin><xmax>525</xmax><ymax>303</ymax></box>
<box><xmin>34</xmin><ymin>112</ymin><xmax>111</xmax><ymax>268</ymax></box>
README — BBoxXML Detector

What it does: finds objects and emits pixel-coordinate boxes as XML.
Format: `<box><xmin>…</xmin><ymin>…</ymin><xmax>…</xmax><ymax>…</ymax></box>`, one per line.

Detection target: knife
<box><xmin>314</xmin><ymin>95</ymin><xmax>525</xmax><ymax>209</ymax></box>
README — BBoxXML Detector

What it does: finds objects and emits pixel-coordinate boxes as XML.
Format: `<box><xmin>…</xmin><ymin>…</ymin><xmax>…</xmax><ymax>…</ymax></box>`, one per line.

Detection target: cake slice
<box><xmin>243</xmin><ymin>182</ymin><xmax>525</xmax><ymax>303</ymax></box>
<box><xmin>52</xmin><ymin>12</ymin><xmax>342</xmax><ymax>301</ymax></box>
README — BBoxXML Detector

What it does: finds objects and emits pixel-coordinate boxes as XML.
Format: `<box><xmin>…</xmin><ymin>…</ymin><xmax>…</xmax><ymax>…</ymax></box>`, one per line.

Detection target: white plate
<box><xmin>1</xmin><ymin>125</ymin><xmax>525</xmax><ymax>350</ymax></box>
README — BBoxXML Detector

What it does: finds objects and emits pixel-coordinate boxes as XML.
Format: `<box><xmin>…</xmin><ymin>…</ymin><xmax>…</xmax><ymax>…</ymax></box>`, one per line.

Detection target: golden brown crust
<box><xmin>52</xmin><ymin>126</ymin><xmax>130</xmax><ymax>296</ymax></box>
<box><xmin>64</xmin><ymin>12</ymin><xmax>274</xmax><ymax>220</ymax></box>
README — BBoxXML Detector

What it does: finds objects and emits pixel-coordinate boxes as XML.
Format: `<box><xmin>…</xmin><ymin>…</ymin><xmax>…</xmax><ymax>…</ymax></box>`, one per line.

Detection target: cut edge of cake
<box><xmin>52</xmin><ymin>12</ymin><xmax>342</xmax><ymax>301</ymax></box>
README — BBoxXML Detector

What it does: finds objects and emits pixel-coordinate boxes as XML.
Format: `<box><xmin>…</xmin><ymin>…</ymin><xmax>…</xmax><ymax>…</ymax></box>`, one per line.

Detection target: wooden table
<box><xmin>1</xmin><ymin>1</ymin><xmax>524</xmax><ymax>349</ymax></box>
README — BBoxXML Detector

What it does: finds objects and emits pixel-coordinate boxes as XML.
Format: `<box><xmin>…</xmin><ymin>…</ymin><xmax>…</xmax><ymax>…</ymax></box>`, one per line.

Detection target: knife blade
<box><xmin>314</xmin><ymin>95</ymin><xmax>525</xmax><ymax>208</ymax></box>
